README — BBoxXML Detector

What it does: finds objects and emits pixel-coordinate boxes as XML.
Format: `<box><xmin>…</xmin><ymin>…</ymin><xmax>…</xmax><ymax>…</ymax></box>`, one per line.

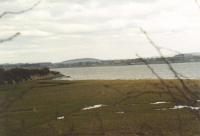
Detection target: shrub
<box><xmin>0</xmin><ymin>68</ymin><xmax>58</xmax><ymax>85</ymax></box>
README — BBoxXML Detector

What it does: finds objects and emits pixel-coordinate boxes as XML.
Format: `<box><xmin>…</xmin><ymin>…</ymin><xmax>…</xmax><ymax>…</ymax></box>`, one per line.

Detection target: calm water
<box><xmin>52</xmin><ymin>62</ymin><xmax>200</xmax><ymax>80</ymax></box>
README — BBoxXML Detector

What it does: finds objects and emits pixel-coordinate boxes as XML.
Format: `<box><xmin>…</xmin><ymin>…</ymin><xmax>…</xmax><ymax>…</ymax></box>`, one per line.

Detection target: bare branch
<box><xmin>0</xmin><ymin>32</ymin><xmax>20</xmax><ymax>44</ymax></box>
<box><xmin>0</xmin><ymin>1</ymin><xmax>41</xmax><ymax>44</ymax></box>
<box><xmin>0</xmin><ymin>0</ymin><xmax>41</xmax><ymax>19</ymax></box>
<box><xmin>140</xmin><ymin>27</ymin><xmax>199</xmax><ymax>104</ymax></box>
<box><xmin>139</xmin><ymin>28</ymin><xmax>189</xmax><ymax>79</ymax></box>
<box><xmin>136</xmin><ymin>54</ymin><xmax>179</xmax><ymax>103</ymax></box>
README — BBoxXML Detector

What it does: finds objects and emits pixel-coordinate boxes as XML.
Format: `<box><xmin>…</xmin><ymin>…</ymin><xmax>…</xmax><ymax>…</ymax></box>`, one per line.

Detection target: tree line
<box><xmin>0</xmin><ymin>68</ymin><xmax>59</xmax><ymax>85</ymax></box>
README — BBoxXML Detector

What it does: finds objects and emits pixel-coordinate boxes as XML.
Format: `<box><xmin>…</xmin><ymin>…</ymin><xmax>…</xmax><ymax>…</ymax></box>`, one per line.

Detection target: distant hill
<box><xmin>2</xmin><ymin>52</ymin><xmax>200</xmax><ymax>69</ymax></box>
<box><xmin>62</xmin><ymin>58</ymin><xmax>102</xmax><ymax>64</ymax></box>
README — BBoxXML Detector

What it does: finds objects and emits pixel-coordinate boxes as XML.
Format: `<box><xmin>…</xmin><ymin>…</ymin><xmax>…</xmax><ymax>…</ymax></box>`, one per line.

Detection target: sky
<box><xmin>0</xmin><ymin>0</ymin><xmax>200</xmax><ymax>63</ymax></box>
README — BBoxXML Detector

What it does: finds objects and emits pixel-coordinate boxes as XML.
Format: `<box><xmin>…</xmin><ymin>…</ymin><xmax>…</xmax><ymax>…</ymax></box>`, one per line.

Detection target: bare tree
<box><xmin>0</xmin><ymin>32</ymin><xmax>21</xmax><ymax>44</ymax></box>
<box><xmin>0</xmin><ymin>0</ymin><xmax>41</xmax><ymax>19</ymax></box>
<box><xmin>137</xmin><ymin>28</ymin><xmax>200</xmax><ymax>122</ymax></box>
<box><xmin>140</xmin><ymin>27</ymin><xmax>199</xmax><ymax>103</ymax></box>
<box><xmin>0</xmin><ymin>0</ymin><xmax>41</xmax><ymax>44</ymax></box>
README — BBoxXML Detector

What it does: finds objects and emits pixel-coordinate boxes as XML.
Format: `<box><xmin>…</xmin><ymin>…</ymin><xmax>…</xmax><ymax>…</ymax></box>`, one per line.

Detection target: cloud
<box><xmin>0</xmin><ymin>0</ymin><xmax>200</xmax><ymax>63</ymax></box>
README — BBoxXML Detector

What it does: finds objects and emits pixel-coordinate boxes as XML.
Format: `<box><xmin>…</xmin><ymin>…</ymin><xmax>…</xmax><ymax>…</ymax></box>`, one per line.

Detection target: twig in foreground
<box><xmin>140</xmin><ymin>27</ymin><xmax>199</xmax><ymax>103</ymax></box>
<box><xmin>0</xmin><ymin>0</ymin><xmax>41</xmax><ymax>19</ymax></box>
<box><xmin>0</xmin><ymin>32</ymin><xmax>20</xmax><ymax>44</ymax></box>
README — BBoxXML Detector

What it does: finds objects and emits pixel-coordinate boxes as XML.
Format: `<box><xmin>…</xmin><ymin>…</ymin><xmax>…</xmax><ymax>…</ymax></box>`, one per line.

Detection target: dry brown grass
<box><xmin>0</xmin><ymin>80</ymin><xmax>200</xmax><ymax>136</ymax></box>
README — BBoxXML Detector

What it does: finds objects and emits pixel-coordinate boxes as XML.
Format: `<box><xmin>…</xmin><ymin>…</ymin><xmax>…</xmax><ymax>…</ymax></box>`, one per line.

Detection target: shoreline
<box><xmin>51</xmin><ymin>61</ymin><xmax>200</xmax><ymax>69</ymax></box>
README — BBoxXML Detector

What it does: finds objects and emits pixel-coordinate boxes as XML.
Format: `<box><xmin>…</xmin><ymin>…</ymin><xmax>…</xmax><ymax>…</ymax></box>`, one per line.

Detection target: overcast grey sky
<box><xmin>0</xmin><ymin>0</ymin><xmax>200</xmax><ymax>63</ymax></box>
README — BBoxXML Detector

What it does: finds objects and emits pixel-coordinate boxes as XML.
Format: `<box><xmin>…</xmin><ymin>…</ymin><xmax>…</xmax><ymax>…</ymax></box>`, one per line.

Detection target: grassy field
<box><xmin>0</xmin><ymin>80</ymin><xmax>200</xmax><ymax>136</ymax></box>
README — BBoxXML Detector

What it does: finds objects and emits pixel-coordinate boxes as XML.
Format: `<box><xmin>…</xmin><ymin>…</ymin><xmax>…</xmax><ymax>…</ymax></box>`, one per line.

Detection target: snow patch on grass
<box><xmin>82</xmin><ymin>104</ymin><xmax>106</xmax><ymax>110</ymax></box>
<box><xmin>155</xmin><ymin>108</ymin><xmax>168</xmax><ymax>111</ymax></box>
<box><xmin>150</xmin><ymin>101</ymin><xmax>170</xmax><ymax>105</ymax></box>
<box><xmin>116</xmin><ymin>112</ymin><xmax>125</xmax><ymax>114</ymax></box>
<box><xmin>57</xmin><ymin>116</ymin><xmax>64</xmax><ymax>120</ymax></box>
<box><xmin>170</xmin><ymin>105</ymin><xmax>200</xmax><ymax>110</ymax></box>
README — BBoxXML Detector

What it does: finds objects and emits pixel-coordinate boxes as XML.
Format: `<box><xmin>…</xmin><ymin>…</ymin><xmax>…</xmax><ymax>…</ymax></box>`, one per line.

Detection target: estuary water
<box><xmin>52</xmin><ymin>62</ymin><xmax>200</xmax><ymax>80</ymax></box>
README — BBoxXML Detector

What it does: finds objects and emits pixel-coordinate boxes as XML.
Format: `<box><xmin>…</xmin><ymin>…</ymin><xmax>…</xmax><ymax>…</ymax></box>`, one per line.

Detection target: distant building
<box><xmin>174</xmin><ymin>54</ymin><xmax>194</xmax><ymax>58</ymax></box>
